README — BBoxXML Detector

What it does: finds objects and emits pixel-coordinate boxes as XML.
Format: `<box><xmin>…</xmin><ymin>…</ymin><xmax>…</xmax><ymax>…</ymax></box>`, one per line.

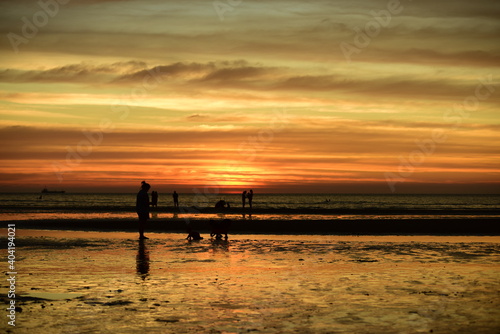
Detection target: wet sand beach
<box><xmin>1</xmin><ymin>230</ymin><xmax>499</xmax><ymax>333</ymax></box>
<box><xmin>1</xmin><ymin>203</ymin><xmax>499</xmax><ymax>236</ymax></box>
<box><xmin>3</xmin><ymin>216</ymin><xmax>499</xmax><ymax>236</ymax></box>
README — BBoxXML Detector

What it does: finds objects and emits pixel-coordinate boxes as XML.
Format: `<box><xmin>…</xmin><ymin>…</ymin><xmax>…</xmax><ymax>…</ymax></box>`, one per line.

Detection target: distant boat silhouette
<box><xmin>41</xmin><ymin>187</ymin><xmax>65</xmax><ymax>194</ymax></box>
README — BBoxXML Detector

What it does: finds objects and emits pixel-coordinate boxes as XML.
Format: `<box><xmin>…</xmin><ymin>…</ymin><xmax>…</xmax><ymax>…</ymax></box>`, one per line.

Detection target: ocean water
<box><xmin>1</xmin><ymin>193</ymin><xmax>499</xmax><ymax>211</ymax></box>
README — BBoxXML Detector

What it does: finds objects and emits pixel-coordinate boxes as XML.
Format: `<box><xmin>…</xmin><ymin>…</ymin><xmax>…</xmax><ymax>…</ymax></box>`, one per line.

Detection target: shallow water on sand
<box><xmin>4</xmin><ymin>212</ymin><xmax>498</xmax><ymax>222</ymax></box>
<box><xmin>2</xmin><ymin>232</ymin><xmax>500</xmax><ymax>333</ymax></box>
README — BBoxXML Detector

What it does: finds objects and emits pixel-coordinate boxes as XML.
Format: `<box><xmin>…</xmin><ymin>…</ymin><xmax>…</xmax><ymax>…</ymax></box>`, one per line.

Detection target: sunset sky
<box><xmin>0</xmin><ymin>0</ymin><xmax>499</xmax><ymax>193</ymax></box>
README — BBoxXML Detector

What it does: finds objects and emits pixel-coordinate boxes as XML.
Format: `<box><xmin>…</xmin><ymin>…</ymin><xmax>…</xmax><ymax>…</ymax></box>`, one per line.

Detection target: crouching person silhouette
<box><xmin>210</xmin><ymin>219</ymin><xmax>231</xmax><ymax>240</ymax></box>
<box><xmin>186</xmin><ymin>223</ymin><xmax>204</xmax><ymax>241</ymax></box>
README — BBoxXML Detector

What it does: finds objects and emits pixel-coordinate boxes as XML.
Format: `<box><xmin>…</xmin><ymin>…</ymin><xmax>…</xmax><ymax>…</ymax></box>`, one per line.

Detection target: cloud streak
<box><xmin>1</xmin><ymin>123</ymin><xmax>498</xmax><ymax>191</ymax></box>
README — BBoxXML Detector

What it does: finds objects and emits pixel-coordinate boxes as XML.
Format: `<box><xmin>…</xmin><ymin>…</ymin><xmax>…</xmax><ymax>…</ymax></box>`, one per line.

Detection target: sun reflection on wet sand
<box><xmin>3</xmin><ymin>231</ymin><xmax>500</xmax><ymax>333</ymax></box>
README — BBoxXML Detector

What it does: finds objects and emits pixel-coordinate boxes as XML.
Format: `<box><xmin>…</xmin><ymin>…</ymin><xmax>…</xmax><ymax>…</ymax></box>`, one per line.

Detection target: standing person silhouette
<box><xmin>247</xmin><ymin>189</ymin><xmax>254</xmax><ymax>209</ymax></box>
<box><xmin>242</xmin><ymin>190</ymin><xmax>247</xmax><ymax>208</ymax></box>
<box><xmin>151</xmin><ymin>191</ymin><xmax>158</xmax><ymax>207</ymax></box>
<box><xmin>136</xmin><ymin>181</ymin><xmax>151</xmax><ymax>240</ymax></box>
<box><xmin>173</xmin><ymin>191</ymin><xmax>179</xmax><ymax>208</ymax></box>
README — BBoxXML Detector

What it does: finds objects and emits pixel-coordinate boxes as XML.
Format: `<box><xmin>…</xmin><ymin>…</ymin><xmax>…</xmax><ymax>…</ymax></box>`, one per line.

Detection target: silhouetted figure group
<box><xmin>136</xmin><ymin>181</ymin><xmax>244</xmax><ymax>240</ymax></box>
<box><xmin>185</xmin><ymin>219</ymin><xmax>231</xmax><ymax>241</ymax></box>
<box><xmin>209</xmin><ymin>219</ymin><xmax>231</xmax><ymax>240</ymax></box>
<box><xmin>242</xmin><ymin>189</ymin><xmax>253</xmax><ymax>208</ymax></box>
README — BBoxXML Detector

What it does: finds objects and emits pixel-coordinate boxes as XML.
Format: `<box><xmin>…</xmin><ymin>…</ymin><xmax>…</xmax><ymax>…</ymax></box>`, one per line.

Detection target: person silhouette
<box><xmin>242</xmin><ymin>190</ymin><xmax>247</xmax><ymax>208</ymax></box>
<box><xmin>215</xmin><ymin>199</ymin><xmax>225</xmax><ymax>208</ymax></box>
<box><xmin>136</xmin><ymin>181</ymin><xmax>151</xmax><ymax>240</ymax></box>
<box><xmin>247</xmin><ymin>189</ymin><xmax>253</xmax><ymax>209</ymax></box>
<box><xmin>151</xmin><ymin>191</ymin><xmax>158</xmax><ymax>207</ymax></box>
<box><xmin>173</xmin><ymin>191</ymin><xmax>179</xmax><ymax>208</ymax></box>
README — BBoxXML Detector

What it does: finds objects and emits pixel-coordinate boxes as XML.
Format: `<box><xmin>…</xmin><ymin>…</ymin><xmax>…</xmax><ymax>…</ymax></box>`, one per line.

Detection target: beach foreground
<box><xmin>1</xmin><ymin>230</ymin><xmax>499</xmax><ymax>333</ymax></box>
<box><xmin>3</xmin><ymin>216</ymin><xmax>500</xmax><ymax>236</ymax></box>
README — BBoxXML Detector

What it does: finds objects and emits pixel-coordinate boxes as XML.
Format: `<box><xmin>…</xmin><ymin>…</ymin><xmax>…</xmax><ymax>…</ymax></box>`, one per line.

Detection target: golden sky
<box><xmin>0</xmin><ymin>0</ymin><xmax>499</xmax><ymax>193</ymax></box>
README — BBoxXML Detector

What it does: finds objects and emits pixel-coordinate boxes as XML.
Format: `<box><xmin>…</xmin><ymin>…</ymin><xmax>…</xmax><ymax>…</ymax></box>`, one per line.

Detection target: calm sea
<box><xmin>1</xmin><ymin>193</ymin><xmax>499</xmax><ymax>211</ymax></box>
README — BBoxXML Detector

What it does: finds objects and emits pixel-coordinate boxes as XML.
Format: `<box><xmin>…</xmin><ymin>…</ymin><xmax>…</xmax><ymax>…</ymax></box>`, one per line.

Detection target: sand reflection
<box><xmin>210</xmin><ymin>239</ymin><xmax>230</xmax><ymax>253</ymax></box>
<box><xmin>136</xmin><ymin>239</ymin><xmax>150</xmax><ymax>279</ymax></box>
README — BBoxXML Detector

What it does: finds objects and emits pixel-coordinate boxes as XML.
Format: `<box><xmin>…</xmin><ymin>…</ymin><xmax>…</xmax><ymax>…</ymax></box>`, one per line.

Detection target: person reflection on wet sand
<box><xmin>210</xmin><ymin>238</ymin><xmax>230</xmax><ymax>252</ymax></box>
<box><xmin>136</xmin><ymin>239</ymin><xmax>150</xmax><ymax>280</ymax></box>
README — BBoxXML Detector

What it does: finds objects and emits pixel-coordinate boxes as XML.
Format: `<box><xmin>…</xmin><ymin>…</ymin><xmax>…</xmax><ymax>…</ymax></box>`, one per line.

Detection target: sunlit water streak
<box><xmin>1</xmin><ymin>193</ymin><xmax>499</xmax><ymax>211</ymax></box>
<box><xmin>1</xmin><ymin>212</ymin><xmax>499</xmax><ymax>221</ymax></box>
